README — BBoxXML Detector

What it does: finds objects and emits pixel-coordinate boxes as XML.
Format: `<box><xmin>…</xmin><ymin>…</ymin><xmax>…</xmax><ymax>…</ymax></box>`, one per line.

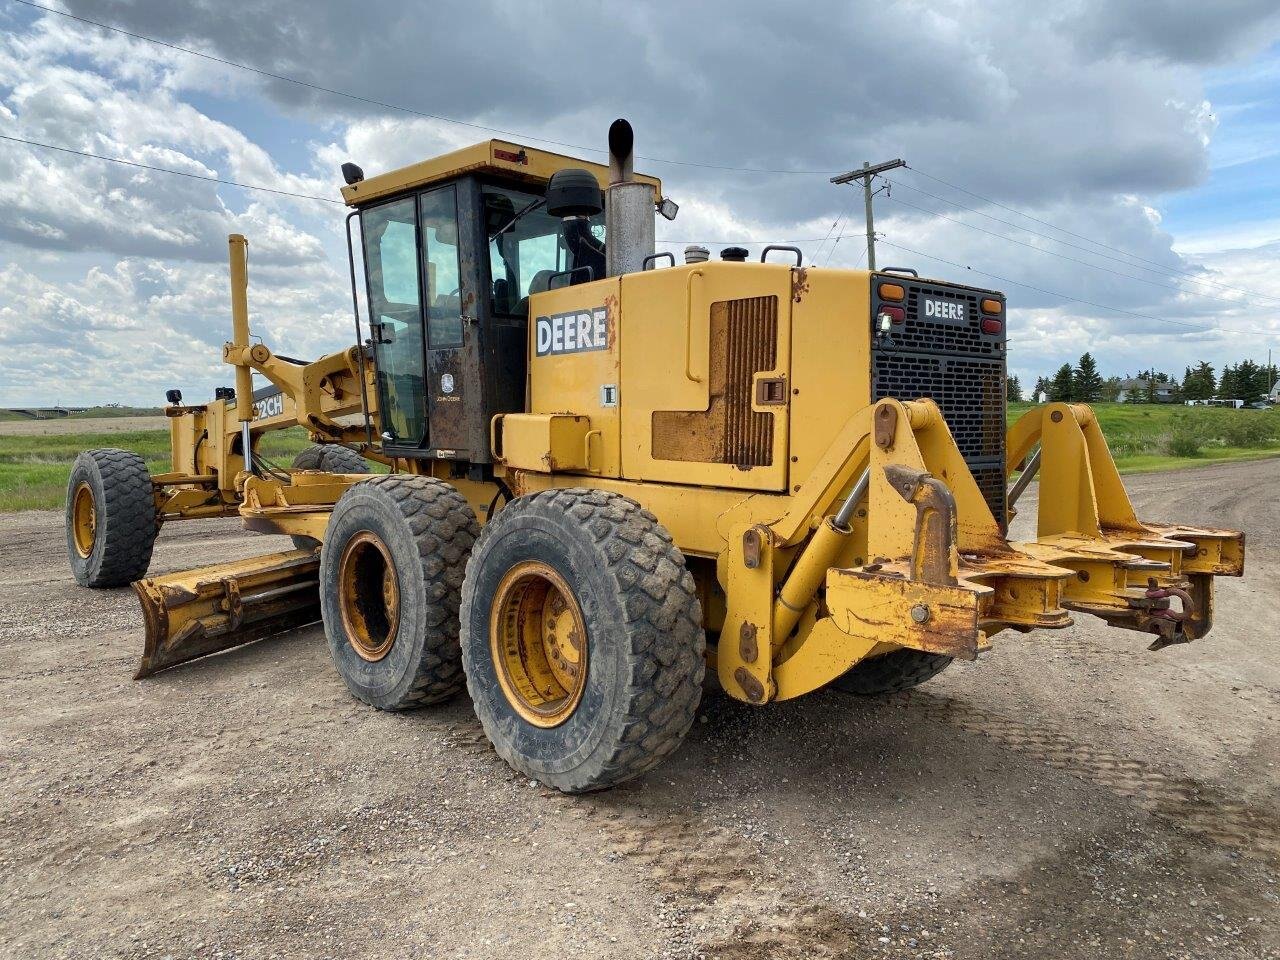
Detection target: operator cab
<box><xmin>342</xmin><ymin>142</ymin><xmax>659</xmax><ymax>475</ymax></box>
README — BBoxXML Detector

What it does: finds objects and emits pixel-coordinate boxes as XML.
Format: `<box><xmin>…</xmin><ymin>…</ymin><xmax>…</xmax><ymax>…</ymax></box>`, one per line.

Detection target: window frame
<box><xmin>359</xmin><ymin>192</ymin><xmax>430</xmax><ymax>450</ymax></box>
<box><xmin>419</xmin><ymin>183</ymin><xmax>465</xmax><ymax>349</ymax></box>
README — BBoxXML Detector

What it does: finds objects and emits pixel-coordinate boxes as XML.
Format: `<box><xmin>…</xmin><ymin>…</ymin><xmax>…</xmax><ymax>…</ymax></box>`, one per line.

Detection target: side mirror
<box><xmin>547</xmin><ymin>168</ymin><xmax>604</xmax><ymax>218</ymax></box>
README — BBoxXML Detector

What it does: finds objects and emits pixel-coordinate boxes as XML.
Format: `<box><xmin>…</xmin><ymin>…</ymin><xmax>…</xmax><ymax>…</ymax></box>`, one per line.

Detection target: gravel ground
<box><xmin>0</xmin><ymin>459</ymin><xmax>1276</xmax><ymax>959</ymax></box>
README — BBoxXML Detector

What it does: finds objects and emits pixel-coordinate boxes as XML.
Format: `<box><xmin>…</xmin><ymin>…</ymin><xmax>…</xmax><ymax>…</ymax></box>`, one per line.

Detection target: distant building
<box><xmin>1271</xmin><ymin>379</ymin><xmax>1280</xmax><ymax>403</ymax></box>
<box><xmin>1115</xmin><ymin>377</ymin><xmax>1178</xmax><ymax>403</ymax></box>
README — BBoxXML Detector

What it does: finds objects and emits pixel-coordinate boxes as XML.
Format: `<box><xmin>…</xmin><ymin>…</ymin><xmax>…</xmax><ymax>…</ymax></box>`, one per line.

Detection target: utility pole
<box><xmin>831</xmin><ymin>159</ymin><xmax>905</xmax><ymax>271</ymax></box>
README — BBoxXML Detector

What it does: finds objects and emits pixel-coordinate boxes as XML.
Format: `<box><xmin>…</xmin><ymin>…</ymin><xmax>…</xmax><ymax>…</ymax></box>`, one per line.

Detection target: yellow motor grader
<box><xmin>65</xmin><ymin>121</ymin><xmax>1244</xmax><ymax>792</ymax></box>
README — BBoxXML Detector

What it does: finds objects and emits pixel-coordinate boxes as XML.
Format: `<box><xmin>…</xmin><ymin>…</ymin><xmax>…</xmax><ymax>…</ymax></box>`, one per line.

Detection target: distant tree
<box><xmin>1048</xmin><ymin>364</ymin><xmax>1075</xmax><ymax>402</ymax></box>
<box><xmin>1033</xmin><ymin>376</ymin><xmax>1050</xmax><ymax>401</ymax></box>
<box><xmin>1135</xmin><ymin>369</ymin><xmax>1171</xmax><ymax>403</ymax></box>
<box><xmin>1100</xmin><ymin>376</ymin><xmax>1122</xmax><ymax>402</ymax></box>
<box><xmin>1182</xmin><ymin>361</ymin><xmax>1216</xmax><ymax>402</ymax></box>
<box><xmin>1072</xmin><ymin>352</ymin><xmax>1103</xmax><ymax>402</ymax></box>
<box><xmin>1236</xmin><ymin>359</ymin><xmax>1264</xmax><ymax>403</ymax></box>
<box><xmin>1006</xmin><ymin>375</ymin><xmax>1023</xmax><ymax>402</ymax></box>
<box><xmin>1236</xmin><ymin>359</ymin><xmax>1276</xmax><ymax>404</ymax></box>
<box><xmin>1260</xmin><ymin>364</ymin><xmax>1279</xmax><ymax>400</ymax></box>
<box><xmin>1218</xmin><ymin>363</ymin><xmax>1239</xmax><ymax>401</ymax></box>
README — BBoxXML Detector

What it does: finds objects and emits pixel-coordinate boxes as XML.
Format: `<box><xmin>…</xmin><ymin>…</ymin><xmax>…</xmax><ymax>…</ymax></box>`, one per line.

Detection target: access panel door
<box><xmin>620</xmin><ymin>263</ymin><xmax>793</xmax><ymax>491</ymax></box>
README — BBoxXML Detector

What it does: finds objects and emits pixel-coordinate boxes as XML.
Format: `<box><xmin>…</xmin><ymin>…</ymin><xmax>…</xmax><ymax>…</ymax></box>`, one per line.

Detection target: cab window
<box><xmin>361</xmin><ymin>196</ymin><xmax>426</xmax><ymax>445</ymax></box>
<box><xmin>420</xmin><ymin>186</ymin><xmax>463</xmax><ymax>348</ymax></box>
<box><xmin>484</xmin><ymin>184</ymin><xmax>605</xmax><ymax>317</ymax></box>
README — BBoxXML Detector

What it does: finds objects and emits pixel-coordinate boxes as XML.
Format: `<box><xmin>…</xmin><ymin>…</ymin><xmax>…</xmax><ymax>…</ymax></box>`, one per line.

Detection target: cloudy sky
<box><xmin>2</xmin><ymin>0</ymin><xmax>1280</xmax><ymax>406</ymax></box>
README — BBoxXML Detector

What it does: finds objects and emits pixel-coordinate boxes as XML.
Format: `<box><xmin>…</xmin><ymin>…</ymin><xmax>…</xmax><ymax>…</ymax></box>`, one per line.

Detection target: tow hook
<box><xmin>1140</xmin><ymin>577</ymin><xmax>1197</xmax><ymax>651</ymax></box>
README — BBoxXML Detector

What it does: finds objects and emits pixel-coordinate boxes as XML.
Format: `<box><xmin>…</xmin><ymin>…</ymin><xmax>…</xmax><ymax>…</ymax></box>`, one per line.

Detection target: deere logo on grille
<box><xmin>923</xmin><ymin>299</ymin><xmax>966</xmax><ymax>323</ymax></box>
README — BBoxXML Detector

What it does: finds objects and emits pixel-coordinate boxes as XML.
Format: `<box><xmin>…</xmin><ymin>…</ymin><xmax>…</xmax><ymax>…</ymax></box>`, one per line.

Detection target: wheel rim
<box><xmin>72</xmin><ymin>481</ymin><xmax>96</xmax><ymax>559</ymax></box>
<box><xmin>338</xmin><ymin>531</ymin><xmax>400</xmax><ymax>662</ymax></box>
<box><xmin>490</xmin><ymin>561</ymin><xmax>588</xmax><ymax>728</ymax></box>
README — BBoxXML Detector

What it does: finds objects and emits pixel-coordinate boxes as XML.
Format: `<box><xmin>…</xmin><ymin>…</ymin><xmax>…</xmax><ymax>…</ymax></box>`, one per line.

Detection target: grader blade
<box><xmin>134</xmin><ymin>550</ymin><xmax>322</xmax><ymax>679</ymax></box>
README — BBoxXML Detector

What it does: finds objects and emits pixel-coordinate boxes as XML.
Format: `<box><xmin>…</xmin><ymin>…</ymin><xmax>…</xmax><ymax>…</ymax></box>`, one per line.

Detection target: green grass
<box><xmin>0</xmin><ymin>428</ymin><xmax>313</xmax><ymax>512</ymax></box>
<box><xmin>1009</xmin><ymin>401</ymin><xmax>1280</xmax><ymax>467</ymax></box>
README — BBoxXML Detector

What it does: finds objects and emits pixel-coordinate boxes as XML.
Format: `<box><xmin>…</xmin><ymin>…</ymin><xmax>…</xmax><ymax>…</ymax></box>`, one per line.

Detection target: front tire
<box><xmin>320</xmin><ymin>475</ymin><xmax>477</xmax><ymax>710</ymax></box>
<box><xmin>65</xmin><ymin>448</ymin><xmax>157</xmax><ymax>587</ymax></box>
<box><xmin>291</xmin><ymin>445</ymin><xmax>369</xmax><ymax>550</ymax></box>
<box><xmin>460</xmin><ymin>489</ymin><xmax>704</xmax><ymax>793</ymax></box>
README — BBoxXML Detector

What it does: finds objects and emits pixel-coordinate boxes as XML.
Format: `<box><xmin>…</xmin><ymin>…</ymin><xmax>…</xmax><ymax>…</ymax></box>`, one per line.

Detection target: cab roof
<box><xmin>340</xmin><ymin>139</ymin><xmax>662</xmax><ymax>207</ymax></box>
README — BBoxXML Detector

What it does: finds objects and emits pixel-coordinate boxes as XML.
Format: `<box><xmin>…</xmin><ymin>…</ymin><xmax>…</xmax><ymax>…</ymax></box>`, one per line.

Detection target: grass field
<box><xmin>1</xmin><ymin>402</ymin><xmax>1276</xmax><ymax>512</ymax></box>
<box><xmin>0</xmin><ymin>428</ymin><xmax>313</xmax><ymax>512</ymax></box>
<box><xmin>1008</xmin><ymin>401</ymin><xmax>1280</xmax><ymax>472</ymax></box>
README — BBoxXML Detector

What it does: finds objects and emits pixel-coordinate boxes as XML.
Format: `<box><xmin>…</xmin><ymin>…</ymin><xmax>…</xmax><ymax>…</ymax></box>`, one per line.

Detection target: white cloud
<box><xmin>1</xmin><ymin>0</ymin><xmax>1279</xmax><ymax>405</ymax></box>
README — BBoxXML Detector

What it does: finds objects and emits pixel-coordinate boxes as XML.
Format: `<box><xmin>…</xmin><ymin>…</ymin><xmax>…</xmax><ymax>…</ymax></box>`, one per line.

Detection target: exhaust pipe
<box><xmin>605</xmin><ymin>119</ymin><xmax>655</xmax><ymax>278</ymax></box>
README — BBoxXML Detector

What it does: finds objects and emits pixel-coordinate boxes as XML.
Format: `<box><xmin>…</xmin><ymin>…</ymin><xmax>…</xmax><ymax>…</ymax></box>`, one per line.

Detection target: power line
<box><xmin>811</xmin><ymin>206</ymin><xmax>850</xmax><ymax>265</ymax></box>
<box><xmin>655</xmin><ymin>238</ymin><xmax>828</xmax><ymax>245</ymax></box>
<box><xmin>883</xmin><ymin>191</ymin><xmax>1250</xmax><ymax>310</ymax></box>
<box><xmin>875</xmin><ymin>237</ymin><xmax>1274</xmax><ymax>337</ymax></box>
<box><xmin>898</xmin><ymin>165</ymin><xmax>1280</xmax><ymax>304</ymax></box>
<box><xmin>3</xmin><ymin>133</ymin><xmax>1270</xmax><ymax>343</ymax></box>
<box><xmin>11</xmin><ymin>0</ymin><xmax>835</xmax><ymax>177</ymax></box>
<box><xmin>0</xmin><ymin>132</ymin><xmax>342</xmax><ymax>202</ymax></box>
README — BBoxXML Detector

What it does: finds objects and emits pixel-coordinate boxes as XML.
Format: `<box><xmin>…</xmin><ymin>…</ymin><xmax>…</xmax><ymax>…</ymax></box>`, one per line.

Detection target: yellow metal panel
<box><xmin>772</xmin><ymin>616</ymin><xmax>878</xmax><ymax>701</ymax></box>
<box><xmin>526</xmin><ymin>278</ymin><xmax>622</xmax><ymax>477</ymax></box>
<box><xmin>342</xmin><ymin>140</ymin><xmax>661</xmax><ymax>206</ymax></box>
<box><xmin>788</xmin><ymin>268</ymin><xmax>871</xmax><ymax>488</ymax></box>
<box><xmin>507</xmin><ymin>470</ymin><xmax>788</xmax><ymax>558</ymax></box>
<box><xmin>825</xmin><ymin>567</ymin><xmax>981</xmax><ymax>660</ymax></box>
<box><xmin>717</xmin><ymin>523</ymin><xmax>778</xmax><ymax>703</ymax></box>
<box><xmin>497</xmin><ymin>414</ymin><xmax>593</xmax><ymax>472</ymax></box>
<box><xmin>620</xmin><ymin>262</ymin><xmax>793</xmax><ymax>491</ymax></box>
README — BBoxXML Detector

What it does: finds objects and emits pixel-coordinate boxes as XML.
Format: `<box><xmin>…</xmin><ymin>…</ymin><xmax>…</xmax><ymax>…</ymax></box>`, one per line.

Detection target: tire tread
<box><xmin>67</xmin><ymin>448</ymin><xmax>156</xmax><ymax>587</ymax></box>
<box><xmin>354</xmin><ymin>474</ymin><xmax>477</xmax><ymax>710</ymax></box>
<box><xmin>463</xmin><ymin>488</ymin><xmax>704</xmax><ymax>792</ymax></box>
<box><xmin>832</xmin><ymin>648</ymin><xmax>952</xmax><ymax>696</ymax></box>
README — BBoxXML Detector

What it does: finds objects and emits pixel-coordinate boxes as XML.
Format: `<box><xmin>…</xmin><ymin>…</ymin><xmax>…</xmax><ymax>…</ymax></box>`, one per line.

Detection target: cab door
<box><xmin>419</xmin><ymin>185</ymin><xmax>468</xmax><ymax>456</ymax></box>
<box><xmin>361</xmin><ymin>196</ymin><xmax>428</xmax><ymax>450</ymax></box>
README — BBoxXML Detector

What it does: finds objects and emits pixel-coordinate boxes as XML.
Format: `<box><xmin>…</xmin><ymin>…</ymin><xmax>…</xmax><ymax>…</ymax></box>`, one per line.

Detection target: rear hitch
<box><xmin>1136</xmin><ymin>576</ymin><xmax>1197</xmax><ymax>651</ymax></box>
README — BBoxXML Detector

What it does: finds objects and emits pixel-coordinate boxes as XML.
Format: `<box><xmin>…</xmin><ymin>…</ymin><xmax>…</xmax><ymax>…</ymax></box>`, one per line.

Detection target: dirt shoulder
<box><xmin>0</xmin><ymin>459</ymin><xmax>1276</xmax><ymax>959</ymax></box>
<box><xmin>0</xmin><ymin>416</ymin><xmax>169</xmax><ymax>437</ymax></box>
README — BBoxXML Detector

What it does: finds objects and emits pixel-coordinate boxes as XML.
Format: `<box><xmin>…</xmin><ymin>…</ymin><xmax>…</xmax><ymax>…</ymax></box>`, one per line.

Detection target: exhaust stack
<box><xmin>605</xmin><ymin>119</ymin><xmax>655</xmax><ymax>278</ymax></box>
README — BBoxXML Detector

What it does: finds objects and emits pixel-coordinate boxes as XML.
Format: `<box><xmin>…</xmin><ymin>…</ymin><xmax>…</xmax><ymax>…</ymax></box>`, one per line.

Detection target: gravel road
<box><xmin>1</xmin><ymin>459</ymin><xmax>1276</xmax><ymax>959</ymax></box>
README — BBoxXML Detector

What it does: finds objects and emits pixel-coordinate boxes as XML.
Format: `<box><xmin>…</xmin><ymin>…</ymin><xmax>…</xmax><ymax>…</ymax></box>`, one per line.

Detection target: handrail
<box><xmin>684</xmin><ymin>268</ymin><xmax>705</xmax><ymax>383</ymax></box>
<box><xmin>583</xmin><ymin>429</ymin><xmax>602</xmax><ymax>470</ymax></box>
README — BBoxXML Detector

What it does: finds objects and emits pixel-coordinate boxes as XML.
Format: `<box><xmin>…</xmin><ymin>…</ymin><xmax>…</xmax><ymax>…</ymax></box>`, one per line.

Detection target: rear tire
<box><xmin>65</xmin><ymin>448</ymin><xmax>157</xmax><ymax>587</ymax></box>
<box><xmin>460</xmin><ymin>488</ymin><xmax>704</xmax><ymax>793</ymax></box>
<box><xmin>832</xmin><ymin>649</ymin><xmax>952</xmax><ymax>696</ymax></box>
<box><xmin>320</xmin><ymin>475</ymin><xmax>478</xmax><ymax>710</ymax></box>
<box><xmin>290</xmin><ymin>445</ymin><xmax>369</xmax><ymax>550</ymax></box>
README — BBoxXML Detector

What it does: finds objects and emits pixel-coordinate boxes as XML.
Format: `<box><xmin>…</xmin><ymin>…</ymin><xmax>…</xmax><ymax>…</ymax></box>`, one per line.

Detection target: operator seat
<box><xmin>515</xmin><ymin>270</ymin><xmax>557</xmax><ymax>316</ymax></box>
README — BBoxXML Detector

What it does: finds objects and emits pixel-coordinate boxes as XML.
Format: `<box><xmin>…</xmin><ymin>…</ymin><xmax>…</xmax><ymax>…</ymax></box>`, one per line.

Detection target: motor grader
<box><xmin>65</xmin><ymin>120</ymin><xmax>1244</xmax><ymax>793</ymax></box>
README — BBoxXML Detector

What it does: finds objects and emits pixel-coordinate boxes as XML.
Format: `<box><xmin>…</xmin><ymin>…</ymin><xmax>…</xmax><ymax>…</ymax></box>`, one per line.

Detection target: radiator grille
<box><xmin>871</xmin><ymin>277</ymin><xmax>1007</xmax><ymax>524</ymax></box>
<box><xmin>895</xmin><ymin>285</ymin><xmax>998</xmax><ymax>357</ymax></box>
<box><xmin>872</xmin><ymin>353</ymin><xmax>1004</xmax><ymax>460</ymax></box>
